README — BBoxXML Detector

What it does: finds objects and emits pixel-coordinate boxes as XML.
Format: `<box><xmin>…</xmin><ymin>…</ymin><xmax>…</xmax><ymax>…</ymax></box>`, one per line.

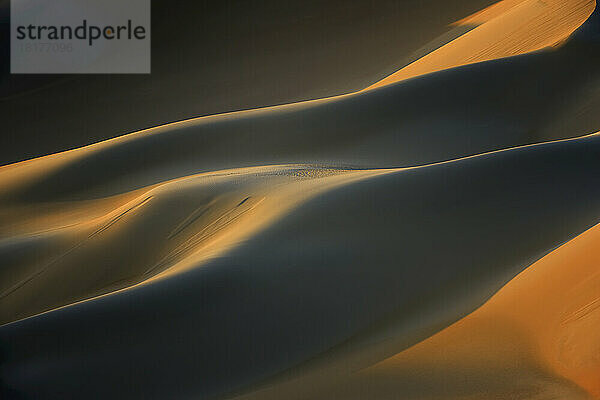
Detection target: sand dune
<box><xmin>296</xmin><ymin>220</ymin><xmax>600</xmax><ymax>400</ymax></box>
<box><xmin>3</xmin><ymin>27</ymin><xmax>600</xmax><ymax>203</ymax></box>
<box><xmin>2</xmin><ymin>0</ymin><xmax>599</xmax><ymax>205</ymax></box>
<box><xmin>2</xmin><ymin>133</ymin><xmax>600</xmax><ymax>398</ymax></box>
<box><xmin>366</xmin><ymin>0</ymin><xmax>596</xmax><ymax>89</ymax></box>
<box><xmin>1</xmin><ymin>1</ymin><xmax>600</xmax><ymax>399</ymax></box>
<box><xmin>0</xmin><ymin>166</ymin><xmax>391</xmax><ymax>324</ymax></box>
<box><xmin>1</xmin><ymin>1</ymin><xmax>597</xmax><ymax>165</ymax></box>
<box><xmin>0</xmin><ymin>0</ymin><xmax>498</xmax><ymax>165</ymax></box>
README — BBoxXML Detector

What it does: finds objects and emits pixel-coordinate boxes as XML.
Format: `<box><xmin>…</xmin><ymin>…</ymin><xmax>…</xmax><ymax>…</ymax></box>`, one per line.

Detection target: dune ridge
<box><xmin>2</xmin><ymin>0</ymin><xmax>504</xmax><ymax>165</ymax></box>
<box><xmin>1</xmin><ymin>130</ymin><xmax>598</xmax><ymax>326</ymax></box>
<box><xmin>1</xmin><ymin>131</ymin><xmax>600</xmax><ymax>399</ymax></box>
<box><xmin>295</xmin><ymin>221</ymin><xmax>600</xmax><ymax>400</ymax></box>
<box><xmin>1</xmin><ymin>0</ymin><xmax>597</xmax><ymax>197</ymax></box>
<box><xmin>366</xmin><ymin>0</ymin><xmax>596</xmax><ymax>89</ymax></box>
<box><xmin>0</xmin><ymin>165</ymin><xmax>394</xmax><ymax>324</ymax></box>
<box><xmin>1</xmin><ymin>1</ymin><xmax>600</xmax><ymax>399</ymax></box>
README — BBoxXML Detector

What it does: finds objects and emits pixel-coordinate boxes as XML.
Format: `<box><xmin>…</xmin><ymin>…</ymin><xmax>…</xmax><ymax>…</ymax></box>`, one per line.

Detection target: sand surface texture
<box><xmin>1</xmin><ymin>1</ymin><xmax>599</xmax><ymax>399</ymax></box>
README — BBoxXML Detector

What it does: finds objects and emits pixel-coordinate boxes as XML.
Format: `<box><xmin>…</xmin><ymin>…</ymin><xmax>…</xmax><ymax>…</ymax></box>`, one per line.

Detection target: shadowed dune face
<box><xmin>1</xmin><ymin>0</ymin><xmax>599</xmax><ymax>204</ymax></box>
<box><xmin>0</xmin><ymin>166</ymin><xmax>390</xmax><ymax>324</ymax></box>
<box><xmin>2</xmin><ymin>31</ymin><xmax>600</xmax><ymax>203</ymax></box>
<box><xmin>301</xmin><ymin>221</ymin><xmax>600</xmax><ymax>400</ymax></box>
<box><xmin>1</xmin><ymin>134</ymin><xmax>600</xmax><ymax>399</ymax></box>
<box><xmin>0</xmin><ymin>0</ymin><xmax>596</xmax><ymax>165</ymax></box>
<box><xmin>1</xmin><ymin>1</ymin><xmax>600</xmax><ymax>399</ymax></box>
<box><xmin>0</xmin><ymin>0</ymin><xmax>499</xmax><ymax>165</ymax></box>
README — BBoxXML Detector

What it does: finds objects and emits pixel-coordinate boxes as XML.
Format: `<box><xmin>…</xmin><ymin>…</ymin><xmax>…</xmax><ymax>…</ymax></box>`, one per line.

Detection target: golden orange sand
<box><xmin>350</xmin><ymin>222</ymin><xmax>600</xmax><ymax>399</ymax></box>
<box><xmin>235</xmin><ymin>221</ymin><xmax>600</xmax><ymax>400</ymax></box>
<box><xmin>2</xmin><ymin>131</ymin><xmax>598</xmax><ymax>326</ymax></box>
<box><xmin>365</xmin><ymin>0</ymin><xmax>595</xmax><ymax>90</ymax></box>
<box><xmin>0</xmin><ymin>0</ymin><xmax>593</xmax><ymax>204</ymax></box>
<box><xmin>0</xmin><ymin>0</ymin><xmax>596</xmax><ymax>327</ymax></box>
<box><xmin>0</xmin><ymin>165</ymin><xmax>395</xmax><ymax>324</ymax></box>
<box><xmin>1</xmin><ymin>1</ymin><xmax>599</xmax><ymax>399</ymax></box>
<box><xmin>0</xmin><ymin>0</ymin><xmax>597</xmax><ymax>351</ymax></box>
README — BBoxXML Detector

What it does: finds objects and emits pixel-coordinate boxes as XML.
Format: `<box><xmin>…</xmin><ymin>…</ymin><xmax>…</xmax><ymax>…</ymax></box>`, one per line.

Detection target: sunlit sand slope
<box><xmin>2</xmin><ymin>0</ymin><xmax>500</xmax><ymax>165</ymax></box>
<box><xmin>2</xmin><ymin>18</ymin><xmax>600</xmax><ymax>203</ymax></box>
<box><xmin>299</xmin><ymin>221</ymin><xmax>600</xmax><ymax>400</ymax></box>
<box><xmin>1</xmin><ymin>134</ymin><xmax>599</xmax><ymax>399</ymax></box>
<box><xmin>1</xmin><ymin>2</ymin><xmax>600</xmax><ymax>400</ymax></box>
<box><xmin>366</xmin><ymin>0</ymin><xmax>595</xmax><ymax>89</ymax></box>
<box><xmin>0</xmin><ymin>166</ymin><xmax>389</xmax><ymax>324</ymax></box>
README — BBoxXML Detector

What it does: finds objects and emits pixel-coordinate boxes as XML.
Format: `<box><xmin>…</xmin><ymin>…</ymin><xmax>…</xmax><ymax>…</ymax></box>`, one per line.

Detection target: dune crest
<box><xmin>0</xmin><ymin>165</ymin><xmax>392</xmax><ymax>324</ymax></box>
<box><xmin>365</xmin><ymin>0</ymin><xmax>595</xmax><ymax>89</ymax></box>
<box><xmin>236</xmin><ymin>221</ymin><xmax>600</xmax><ymax>400</ymax></box>
<box><xmin>2</xmin><ymin>132</ymin><xmax>598</xmax><ymax>326</ymax></box>
<box><xmin>2</xmin><ymin>2</ymin><xmax>600</xmax><ymax>399</ymax></box>
<box><xmin>352</xmin><ymin>221</ymin><xmax>600</xmax><ymax>399</ymax></box>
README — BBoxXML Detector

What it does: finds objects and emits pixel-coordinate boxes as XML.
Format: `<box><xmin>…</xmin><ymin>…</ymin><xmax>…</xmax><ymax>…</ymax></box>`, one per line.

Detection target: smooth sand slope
<box><xmin>0</xmin><ymin>166</ymin><xmax>392</xmax><ymax>324</ymax></box>
<box><xmin>294</xmin><ymin>221</ymin><xmax>600</xmax><ymax>400</ymax></box>
<box><xmin>0</xmin><ymin>0</ymin><xmax>595</xmax><ymax>165</ymax></box>
<box><xmin>2</xmin><ymin>28</ymin><xmax>600</xmax><ymax>203</ymax></box>
<box><xmin>1</xmin><ymin>1</ymin><xmax>600</xmax><ymax>399</ymax></box>
<box><xmin>2</xmin><ymin>0</ymin><xmax>599</xmax><ymax>205</ymax></box>
<box><xmin>0</xmin><ymin>0</ymin><xmax>498</xmax><ymax>165</ymax></box>
<box><xmin>366</xmin><ymin>0</ymin><xmax>596</xmax><ymax>89</ymax></box>
<box><xmin>1</xmin><ymin>134</ymin><xmax>600</xmax><ymax>399</ymax></box>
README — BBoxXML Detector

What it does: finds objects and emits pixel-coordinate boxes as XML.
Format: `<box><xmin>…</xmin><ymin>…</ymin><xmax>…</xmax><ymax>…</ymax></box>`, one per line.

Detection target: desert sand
<box><xmin>290</xmin><ymin>217</ymin><xmax>600</xmax><ymax>400</ymax></box>
<box><xmin>365</xmin><ymin>0</ymin><xmax>596</xmax><ymax>89</ymax></box>
<box><xmin>1</xmin><ymin>0</ymin><xmax>599</xmax><ymax>399</ymax></box>
<box><xmin>1</xmin><ymin>0</ymin><xmax>499</xmax><ymax>165</ymax></box>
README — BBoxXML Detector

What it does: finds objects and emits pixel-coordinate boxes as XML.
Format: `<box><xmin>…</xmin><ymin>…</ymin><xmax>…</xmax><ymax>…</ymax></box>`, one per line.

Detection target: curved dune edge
<box><xmin>0</xmin><ymin>0</ymin><xmax>598</xmax><ymax>326</ymax></box>
<box><xmin>1</xmin><ymin>133</ymin><xmax>599</xmax><ymax>398</ymax></box>
<box><xmin>0</xmin><ymin>166</ymin><xmax>393</xmax><ymax>325</ymax></box>
<box><xmin>365</xmin><ymin>0</ymin><xmax>596</xmax><ymax>90</ymax></box>
<box><xmin>231</xmin><ymin>221</ymin><xmax>600</xmax><ymax>400</ymax></box>
<box><xmin>2</xmin><ymin>131</ymin><xmax>600</xmax><ymax>326</ymax></box>
<box><xmin>2</xmin><ymin>132</ymin><xmax>598</xmax><ymax>326</ymax></box>
<box><xmin>310</xmin><ymin>222</ymin><xmax>600</xmax><ymax>399</ymax></box>
<box><xmin>1</xmin><ymin>2</ymin><xmax>599</xmax><ymax>400</ymax></box>
<box><xmin>1</xmin><ymin>0</ymin><xmax>596</xmax><ymax>193</ymax></box>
